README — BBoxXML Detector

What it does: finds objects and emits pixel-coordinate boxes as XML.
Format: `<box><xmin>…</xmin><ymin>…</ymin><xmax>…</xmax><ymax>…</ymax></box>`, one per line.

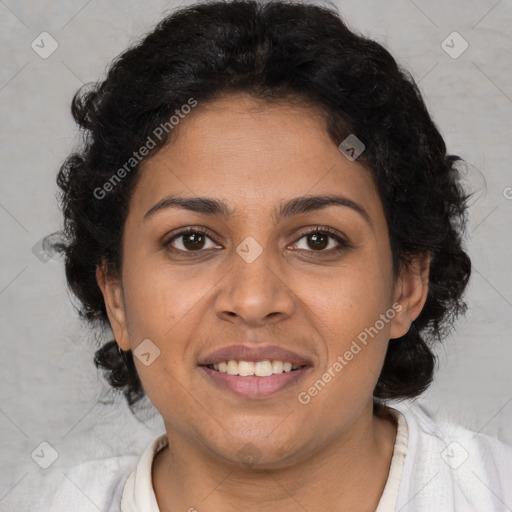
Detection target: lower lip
<box><xmin>199</xmin><ymin>366</ymin><xmax>311</xmax><ymax>398</ymax></box>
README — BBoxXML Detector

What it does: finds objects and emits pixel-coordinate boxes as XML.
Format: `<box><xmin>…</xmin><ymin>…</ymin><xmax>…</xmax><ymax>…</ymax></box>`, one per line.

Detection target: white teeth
<box><xmin>255</xmin><ymin>360</ymin><xmax>273</xmax><ymax>377</ymax></box>
<box><xmin>226</xmin><ymin>360</ymin><xmax>238</xmax><ymax>375</ymax></box>
<box><xmin>271</xmin><ymin>360</ymin><xmax>283</xmax><ymax>373</ymax></box>
<box><xmin>212</xmin><ymin>359</ymin><xmax>302</xmax><ymax>376</ymax></box>
<box><xmin>238</xmin><ymin>361</ymin><xmax>255</xmax><ymax>376</ymax></box>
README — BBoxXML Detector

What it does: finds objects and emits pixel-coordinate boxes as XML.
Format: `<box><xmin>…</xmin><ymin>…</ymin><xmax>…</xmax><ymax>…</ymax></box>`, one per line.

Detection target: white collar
<box><xmin>120</xmin><ymin>407</ymin><xmax>409</xmax><ymax>511</ymax></box>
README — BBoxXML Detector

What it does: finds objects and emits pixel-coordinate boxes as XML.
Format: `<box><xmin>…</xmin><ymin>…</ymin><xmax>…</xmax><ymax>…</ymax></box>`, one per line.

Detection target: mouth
<box><xmin>198</xmin><ymin>345</ymin><xmax>313</xmax><ymax>398</ymax></box>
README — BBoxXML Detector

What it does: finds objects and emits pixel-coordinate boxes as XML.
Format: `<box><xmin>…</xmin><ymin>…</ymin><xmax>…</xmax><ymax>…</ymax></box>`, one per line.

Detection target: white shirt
<box><xmin>120</xmin><ymin>409</ymin><xmax>408</xmax><ymax>511</ymax></box>
<box><xmin>6</xmin><ymin>401</ymin><xmax>512</xmax><ymax>511</ymax></box>
<box><xmin>119</xmin><ymin>402</ymin><xmax>512</xmax><ymax>511</ymax></box>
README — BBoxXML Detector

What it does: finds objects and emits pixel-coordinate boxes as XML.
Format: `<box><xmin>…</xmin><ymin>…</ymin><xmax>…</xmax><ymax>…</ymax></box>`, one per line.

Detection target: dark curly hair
<box><xmin>51</xmin><ymin>0</ymin><xmax>472</xmax><ymax>410</ymax></box>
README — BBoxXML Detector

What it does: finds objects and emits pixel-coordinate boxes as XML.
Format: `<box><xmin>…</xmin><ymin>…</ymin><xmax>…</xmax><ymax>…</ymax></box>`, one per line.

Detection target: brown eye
<box><xmin>165</xmin><ymin>228</ymin><xmax>221</xmax><ymax>252</ymax></box>
<box><xmin>305</xmin><ymin>232</ymin><xmax>329</xmax><ymax>250</ymax></box>
<box><xmin>291</xmin><ymin>226</ymin><xmax>353</xmax><ymax>255</ymax></box>
<box><xmin>182</xmin><ymin>232</ymin><xmax>206</xmax><ymax>250</ymax></box>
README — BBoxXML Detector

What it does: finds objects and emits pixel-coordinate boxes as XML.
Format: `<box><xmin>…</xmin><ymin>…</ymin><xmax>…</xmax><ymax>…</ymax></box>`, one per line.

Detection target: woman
<box><xmin>48</xmin><ymin>0</ymin><xmax>512</xmax><ymax>510</ymax></box>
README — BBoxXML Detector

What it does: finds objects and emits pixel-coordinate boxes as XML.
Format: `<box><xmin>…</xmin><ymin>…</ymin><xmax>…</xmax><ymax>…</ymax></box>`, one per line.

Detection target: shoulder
<box><xmin>2</xmin><ymin>405</ymin><xmax>161</xmax><ymax>512</ymax></box>
<box><xmin>389</xmin><ymin>401</ymin><xmax>512</xmax><ymax>512</ymax></box>
<box><xmin>3</xmin><ymin>450</ymin><xmax>139</xmax><ymax>512</ymax></box>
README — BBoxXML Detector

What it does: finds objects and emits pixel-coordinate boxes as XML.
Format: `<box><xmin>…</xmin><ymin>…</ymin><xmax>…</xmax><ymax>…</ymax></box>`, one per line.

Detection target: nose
<box><xmin>214</xmin><ymin>244</ymin><xmax>296</xmax><ymax>327</ymax></box>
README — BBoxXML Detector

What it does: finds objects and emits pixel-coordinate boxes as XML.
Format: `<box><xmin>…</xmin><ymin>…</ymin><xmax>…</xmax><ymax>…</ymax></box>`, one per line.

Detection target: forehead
<box><xmin>129</xmin><ymin>94</ymin><xmax>383</xmax><ymax>226</ymax></box>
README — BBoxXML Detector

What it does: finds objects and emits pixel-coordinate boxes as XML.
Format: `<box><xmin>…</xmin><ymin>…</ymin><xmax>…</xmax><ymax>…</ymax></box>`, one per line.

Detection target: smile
<box><xmin>199</xmin><ymin>360</ymin><xmax>311</xmax><ymax>398</ymax></box>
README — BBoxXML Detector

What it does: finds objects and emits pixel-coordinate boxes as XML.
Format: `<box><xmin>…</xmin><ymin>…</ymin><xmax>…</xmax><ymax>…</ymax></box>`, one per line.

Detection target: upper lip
<box><xmin>199</xmin><ymin>344</ymin><xmax>313</xmax><ymax>366</ymax></box>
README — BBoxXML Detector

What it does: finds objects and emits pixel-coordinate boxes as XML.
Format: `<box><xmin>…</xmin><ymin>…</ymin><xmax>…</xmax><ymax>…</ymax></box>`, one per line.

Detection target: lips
<box><xmin>197</xmin><ymin>344</ymin><xmax>313</xmax><ymax>398</ymax></box>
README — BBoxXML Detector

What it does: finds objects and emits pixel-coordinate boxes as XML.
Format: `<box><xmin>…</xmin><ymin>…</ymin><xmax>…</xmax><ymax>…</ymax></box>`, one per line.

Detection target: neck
<box><xmin>152</xmin><ymin>403</ymin><xmax>398</xmax><ymax>512</ymax></box>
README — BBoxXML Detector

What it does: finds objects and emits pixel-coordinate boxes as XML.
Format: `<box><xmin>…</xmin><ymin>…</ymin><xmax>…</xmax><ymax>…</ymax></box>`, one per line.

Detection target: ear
<box><xmin>96</xmin><ymin>260</ymin><xmax>131</xmax><ymax>351</ymax></box>
<box><xmin>389</xmin><ymin>252</ymin><xmax>431</xmax><ymax>339</ymax></box>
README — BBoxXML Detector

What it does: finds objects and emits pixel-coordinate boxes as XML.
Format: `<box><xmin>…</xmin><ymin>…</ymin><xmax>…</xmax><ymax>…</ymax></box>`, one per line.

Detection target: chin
<box><xmin>207</xmin><ymin>431</ymin><xmax>308</xmax><ymax>470</ymax></box>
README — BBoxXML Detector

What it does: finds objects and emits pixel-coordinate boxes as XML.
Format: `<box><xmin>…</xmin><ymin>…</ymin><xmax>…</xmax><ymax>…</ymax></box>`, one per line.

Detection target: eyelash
<box><xmin>164</xmin><ymin>226</ymin><xmax>354</xmax><ymax>257</ymax></box>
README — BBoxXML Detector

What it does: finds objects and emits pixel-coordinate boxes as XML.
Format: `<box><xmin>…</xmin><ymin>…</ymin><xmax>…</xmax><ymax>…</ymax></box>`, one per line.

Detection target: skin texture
<box><xmin>97</xmin><ymin>93</ymin><xmax>430</xmax><ymax>512</ymax></box>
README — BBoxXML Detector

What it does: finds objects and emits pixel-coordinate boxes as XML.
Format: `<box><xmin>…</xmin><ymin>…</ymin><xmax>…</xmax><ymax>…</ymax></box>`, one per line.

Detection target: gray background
<box><xmin>1</xmin><ymin>0</ymin><xmax>511</xmax><ymax>507</ymax></box>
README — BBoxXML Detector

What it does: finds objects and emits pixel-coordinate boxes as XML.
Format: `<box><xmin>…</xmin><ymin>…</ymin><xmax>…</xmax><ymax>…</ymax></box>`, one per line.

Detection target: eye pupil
<box><xmin>183</xmin><ymin>232</ymin><xmax>205</xmax><ymax>250</ymax></box>
<box><xmin>308</xmin><ymin>233</ymin><xmax>328</xmax><ymax>250</ymax></box>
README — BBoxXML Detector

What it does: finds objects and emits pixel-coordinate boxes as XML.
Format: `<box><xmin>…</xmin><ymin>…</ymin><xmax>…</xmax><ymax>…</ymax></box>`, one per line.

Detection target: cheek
<box><xmin>120</xmin><ymin>260</ymin><xmax>208</xmax><ymax>411</ymax></box>
<box><xmin>305</xmin><ymin>259</ymin><xmax>392</xmax><ymax>343</ymax></box>
<box><xmin>299</xmin><ymin>260</ymin><xmax>392</xmax><ymax>397</ymax></box>
<box><xmin>122</xmin><ymin>258</ymin><xmax>206</xmax><ymax>339</ymax></box>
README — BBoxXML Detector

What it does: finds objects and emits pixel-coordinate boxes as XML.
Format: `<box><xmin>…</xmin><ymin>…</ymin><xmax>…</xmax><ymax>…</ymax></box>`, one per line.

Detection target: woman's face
<box><xmin>99</xmin><ymin>93</ymin><xmax>428</xmax><ymax>468</ymax></box>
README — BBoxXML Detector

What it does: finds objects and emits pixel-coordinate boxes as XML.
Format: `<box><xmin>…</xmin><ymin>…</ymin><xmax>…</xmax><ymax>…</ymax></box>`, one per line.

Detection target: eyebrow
<box><xmin>143</xmin><ymin>194</ymin><xmax>372</xmax><ymax>228</ymax></box>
